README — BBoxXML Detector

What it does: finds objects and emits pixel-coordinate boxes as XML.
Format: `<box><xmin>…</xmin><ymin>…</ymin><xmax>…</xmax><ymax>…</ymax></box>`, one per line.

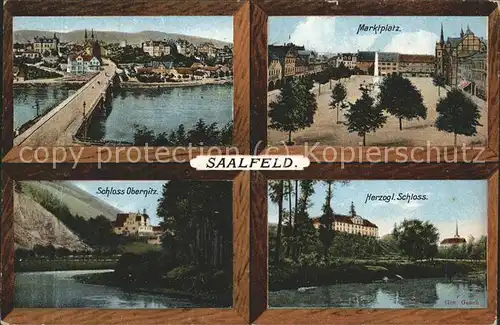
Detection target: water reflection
<box><xmin>14</xmin><ymin>86</ymin><xmax>79</xmax><ymax>129</ymax></box>
<box><xmin>15</xmin><ymin>270</ymin><xmax>201</xmax><ymax>308</ymax></box>
<box><xmin>269</xmin><ymin>278</ymin><xmax>486</xmax><ymax>309</ymax></box>
<box><xmin>87</xmin><ymin>84</ymin><xmax>233</xmax><ymax>143</ymax></box>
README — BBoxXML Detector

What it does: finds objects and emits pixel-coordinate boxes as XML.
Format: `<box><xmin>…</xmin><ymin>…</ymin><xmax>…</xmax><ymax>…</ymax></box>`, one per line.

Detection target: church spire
<box><xmin>460</xmin><ymin>25</ymin><xmax>464</xmax><ymax>38</ymax></box>
<box><xmin>440</xmin><ymin>23</ymin><xmax>444</xmax><ymax>45</ymax></box>
<box><xmin>91</xmin><ymin>28</ymin><xmax>94</xmax><ymax>39</ymax></box>
<box><xmin>455</xmin><ymin>221</ymin><xmax>459</xmax><ymax>237</ymax></box>
<box><xmin>84</xmin><ymin>28</ymin><xmax>88</xmax><ymax>41</ymax></box>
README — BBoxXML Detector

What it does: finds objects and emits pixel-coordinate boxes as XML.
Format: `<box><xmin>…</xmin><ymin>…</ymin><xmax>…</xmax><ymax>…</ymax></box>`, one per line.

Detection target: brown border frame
<box><xmin>255</xmin><ymin>0</ymin><xmax>500</xmax><ymax>164</ymax></box>
<box><xmin>1</xmin><ymin>1</ymin><xmax>500</xmax><ymax>325</ymax></box>
<box><xmin>251</xmin><ymin>167</ymin><xmax>498</xmax><ymax>325</ymax></box>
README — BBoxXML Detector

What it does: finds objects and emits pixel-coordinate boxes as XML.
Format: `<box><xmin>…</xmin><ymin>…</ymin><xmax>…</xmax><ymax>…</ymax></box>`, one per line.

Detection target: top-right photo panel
<box><xmin>267</xmin><ymin>17</ymin><xmax>488</xmax><ymax>147</ymax></box>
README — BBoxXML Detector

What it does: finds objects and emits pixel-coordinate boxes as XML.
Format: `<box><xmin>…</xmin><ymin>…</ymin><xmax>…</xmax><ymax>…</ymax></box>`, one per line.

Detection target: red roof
<box><xmin>312</xmin><ymin>214</ymin><xmax>378</xmax><ymax>228</ymax></box>
<box><xmin>440</xmin><ymin>237</ymin><xmax>466</xmax><ymax>245</ymax></box>
<box><xmin>399</xmin><ymin>54</ymin><xmax>435</xmax><ymax>64</ymax></box>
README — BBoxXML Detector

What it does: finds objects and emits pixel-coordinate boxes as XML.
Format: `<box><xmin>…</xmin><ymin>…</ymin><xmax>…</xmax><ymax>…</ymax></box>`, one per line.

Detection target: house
<box><xmin>399</xmin><ymin>54</ymin><xmax>435</xmax><ymax>77</ymax></box>
<box><xmin>297</xmin><ymin>50</ymin><xmax>317</xmax><ymax>65</ymax></box>
<box><xmin>33</xmin><ymin>34</ymin><xmax>59</xmax><ymax>54</ymax></box>
<box><xmin>268</xmin><ymin>43</ymin><xmax>303</xmax><ymax>83</ymax></box>
<box><xmin>335</xmin><ymin>53</ymin><xmax>357</xmax><ymax>69</ymax></box>
<box><xmin>66</xmin><ymin>54</ymin><xmax>101</xmax><ymax>75</ymax></box>
<box><xmin>457</xmin><ymin>52</ymin><xmax>487</xmax><ymax>100</ymax></box>
<box><xmin>440</xmin><ymin>222</ymin><xmax>467</xmax><ymax>247</ymax></box>
<box><xmin>113</xmin><ymin>211</ymin><xmax>154</xmax><ymax>237</ymax></box>
<box><xmin>312</xmin><ymin>202</ymin><xmax>378</xmax><ymax>237</ymax></box>
<box><xmin>142</xmin><ymin>40</ymin><xmax>171</xmax><ymax>57</ymax></box>
<box><xmin>356</xmin><ymin>51</ymin><xmax>376</xmax><ymax>74</ymax></box>
<box><xmin>176</xmin><ymin>39</ymin><xmax>196</xmax><ymax>57</ymax></box>
<box><xmin>435</xmin><ymin>24</ymin><xmax>486</xmax><ymax>88</ymax></box>
<box><xmin>198</xmin><ymin>42</ymin><xmax>217</xmax><ymax>58</ymax></box>
<box><xmin>21</xmin><ymin>51</ymin><xmax>41</xmax><ymax>60</ymax></box>
<box><xmin>377</xmin><ymin>52</ymin><xmax>400</xmax><ymax>76</ymax></box>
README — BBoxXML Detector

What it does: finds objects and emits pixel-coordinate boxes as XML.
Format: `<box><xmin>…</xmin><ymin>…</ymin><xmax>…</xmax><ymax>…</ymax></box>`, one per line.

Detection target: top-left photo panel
<box><xmin>12</xmin><ymin>16</ymin><xmax>234</xmax><ymax>147</ymax></box>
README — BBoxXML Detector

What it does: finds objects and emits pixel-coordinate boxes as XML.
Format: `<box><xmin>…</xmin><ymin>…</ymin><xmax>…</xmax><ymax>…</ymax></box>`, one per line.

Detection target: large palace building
<box><xmin>435</xmin><ymin>24</ymin><xmax>487</xmax><ymax>92</ymax></box>
<box><xmin>313</xmin><ymin>202</ymin><xmax>378</xmax><ymax>237</ymax></box>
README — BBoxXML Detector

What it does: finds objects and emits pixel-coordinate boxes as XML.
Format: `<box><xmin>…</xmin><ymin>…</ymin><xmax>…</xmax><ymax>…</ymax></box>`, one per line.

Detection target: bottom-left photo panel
<box><xmin>13</xmin><ymin>180</ymin><xmax>233</xmax><ymax>309</ymax></box>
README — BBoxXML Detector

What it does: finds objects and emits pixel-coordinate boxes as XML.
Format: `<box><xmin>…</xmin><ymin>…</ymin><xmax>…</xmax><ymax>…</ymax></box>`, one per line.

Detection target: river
<box><xmin>269</xmin><ymin>278</ymin><xmax>486</xmax><ymax>308</ymax></box>
<box><xmin>13</xmin><ymin>85</ymin><xmax>79</xmax><ymax>130</ymax></box>
<box><xmin>87</xmin><ymin>84</ymin><xmax>233</xmax><ymax>143</ymax></box>
<box><xmin>15</xmin><ymin>270</ymin><xmax>202</xmax><ymax>308</ymax></box>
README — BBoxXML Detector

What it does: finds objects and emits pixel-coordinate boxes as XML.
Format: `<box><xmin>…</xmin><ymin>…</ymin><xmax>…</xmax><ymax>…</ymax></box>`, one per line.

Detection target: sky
<box><xmin>268</xmin><ymin>180</ymin><xmax>487</xmax><ymax>241</ymax></box>
<box><xmin>13</xmin><ymin>17</ymin><xmax>233</xmax><ymax>43</ymax></box>
<box><xmin>72</xmin><ymin>181</ymin><xmax>166</xmax><ymax>226</ymax></box>
<box><xmin>269</xmin><ymin>16</ymin><xmax>487</xmax><ymax>55</ymax></box>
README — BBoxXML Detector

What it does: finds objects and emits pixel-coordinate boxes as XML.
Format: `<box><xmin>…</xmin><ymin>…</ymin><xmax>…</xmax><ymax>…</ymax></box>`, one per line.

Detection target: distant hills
<box><xmin>14</xmin><ymin>30</ymin><xmax>232</xmax><ymax>48</ymax></box>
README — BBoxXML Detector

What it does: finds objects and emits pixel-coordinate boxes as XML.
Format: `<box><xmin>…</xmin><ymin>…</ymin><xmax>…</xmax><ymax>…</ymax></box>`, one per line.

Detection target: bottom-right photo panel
<box><xmin>268</xmin><ymin>180</ymin><xmax>487</xmax><ymax>309</ymax></box>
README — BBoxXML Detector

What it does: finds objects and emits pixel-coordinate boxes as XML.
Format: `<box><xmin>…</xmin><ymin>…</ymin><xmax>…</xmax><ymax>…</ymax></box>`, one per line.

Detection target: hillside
<box><xmin>14</xmin><ymin>30</ymin><xmax>232</xmax><ymax>48</ymax></box>
<box><xmin>14</xmin><ymin>191</ymin><xmax>92</xmax><ymax>251</ymax></box>
<box><xmin>21</xmin><ymin>181</ymin><xmax>122</xmax><ymax>220</ymax></box>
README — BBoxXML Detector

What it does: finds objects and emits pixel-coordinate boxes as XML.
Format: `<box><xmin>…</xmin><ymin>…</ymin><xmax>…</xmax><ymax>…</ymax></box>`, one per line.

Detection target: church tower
<box><xmin>349</xmin><ymin>201</ymin><xmax>356</xmax><ymax>217</ymax></box>
<box><xmin>84</xmin><ymin>28</ymin><xmax>88</xmax><ymax>42</ymax></box>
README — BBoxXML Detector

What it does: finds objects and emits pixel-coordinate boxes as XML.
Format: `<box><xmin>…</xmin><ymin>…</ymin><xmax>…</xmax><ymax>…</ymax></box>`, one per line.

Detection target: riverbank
<box><xmin>14</xmin><ymin>81</ymin><xmax>87</xmax><ymax>88</ymax></box>
<box><xmin>270</xmin><ymin>259</ymin><xmax>486</xmax><ymax>291</ymax></box>
<box><xmin>73</xmin><ymin>265</ymin><xmax>232</xmax><ymax>307</ymax></box>
<box><xmin>121</xmin><ymin>78</ymin><xmax>232</xmax><ymax>89</ymax></box>
<box><xmin>15</xmin><ymin>258</ymin><xmax>118</xmax><ymax>272</ymax></box>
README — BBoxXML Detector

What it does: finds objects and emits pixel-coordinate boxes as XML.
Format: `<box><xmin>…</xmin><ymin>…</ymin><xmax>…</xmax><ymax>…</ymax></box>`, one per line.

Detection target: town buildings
<box><xmin>312</xmin><ymin>202</ymin><xmax>379</xmax><ymax>237</ymax></box>
<box><xmin>399</xmin><ymin>54</ymin><xmax>435</xmax><ymax>77</ymax></box>
<box><xmin>142</xmin><ymin>40</ymin><xmax>172</xmax><ymax>57</ymax></box>
<box><xmin>268</xmin><ymin>44</ymin><xmax>306</xmax><ymax>84</ymax></box>
<box><xmin>435</xmin><ymin>24</ymin><xmax>487</xmax><ymax>89</ymax></box>
<box><xmin>198</xmin><ymin>42</ymin><xmax>217</xmax><ymax>58</ymax></box>
<box><xmin>356</xmin><ymin>51</ymin><xmax>376</xmax><ymax>74</ymax></box>
<box><xmin>33</xmin><ymin>33</ymin><xmax>59</xmax><ymax>54</ymax></box>
<box><xmin>176</xmin><ymin>39</ymin><xmax>196</xmax><ymax>57</ymax></box>
<box><xmin>66</xmin><ymin>54</ymin><xmax>101</xmax><ymax>74</ymax></box>
<box><xmin>268</xmin><ymin>51</ymin><xmax>283</xmax><ymax>89</ymax></box>
<box><xmin>378</xmin><ymin>52</ymin><xmax>399</xmax><ymax>76</ymax></box>
<box><xmin>113</xmin><ymin>211</ymin><xmax>154</xmax><ymax>237</ymax></box>
<box><xmin>334</xmin><ymin>52</ymin><xmax>357</xmax><ymax>69</ymax></box>
<box><xmin>440</xmin><ymin>222</ymin><xmax>467</xmax><ymax>247</ymax></box>
<box><xmin>457</xmin><ymin>52</ymin><xmax>487</xmax><ymax>100</ymax></box>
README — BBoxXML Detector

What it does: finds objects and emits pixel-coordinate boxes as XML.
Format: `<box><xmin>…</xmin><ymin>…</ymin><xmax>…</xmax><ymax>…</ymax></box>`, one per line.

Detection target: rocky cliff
<box><xmin>14</xmin><ymin>191</ymin><xmax>92</xmax><ymax>251</ymax></box>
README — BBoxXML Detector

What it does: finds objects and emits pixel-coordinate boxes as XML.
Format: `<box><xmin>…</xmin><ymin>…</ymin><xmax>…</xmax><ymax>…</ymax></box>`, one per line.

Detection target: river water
<box><xmin>13</xmin><ymin>86</ymin><xmax>79</xmax><ymax>130</ymax></box>
<box><xmin>15</xmin><ymin>270</ymin><xmax>201</xmax><ymax>308</ymax></box>
<box><xmin>269</xmin><ymin>278</ymin><xmax>486</xmax><ymax>308</ymax></box>
<box><xmin>87</xmin><ymin>85</ymin><xmax>233</xmax><ymax>143</ymax></box>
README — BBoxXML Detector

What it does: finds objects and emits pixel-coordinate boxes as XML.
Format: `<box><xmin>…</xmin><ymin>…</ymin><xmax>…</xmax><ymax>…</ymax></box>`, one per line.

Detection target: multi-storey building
<box><xmin>335</xmin><ymin>52</ymin><xmax>357</xmax><ymax>69</ymax></box>
<box><xmin>356</xmin><ymin>51</ymin><xmax>375</xmax><ymax>74</ymax></box>
<box><xmin>33</xmin><ymin>34</ymin><xmax>59</xmax><ymax>54</ymax></box>
<box><xmin>268</xmin><ymin>43</ymin><xmax>303</xmax><ymax>83</ymax></box>
<box><xmin>312</xmin><ymin>202</ymin><xmax>378</xmax><ymax>237</ymax></box>
<box><xmin>399</xmin><ymin>54</ymin><xmax>435</xmax><ymax>77</ymax></box>
<box><xmin>435</xmin><ymin>24</ymin><xmax>486</xmax><ymax>88</ymax></box>
<box><xmin>142</xmin><ymin>40</ymin><xmax>171</xmax><ymax>57</ymax></box>
<box><xmin>66</xmin><ymin>54</ymin><xmax>101</xmax><ymax>75</ymax></box>
<box><xmin>378</xmin><ymin>52</ymin><xmax>399</xmax><ymax>76</ymax></box>
<box><xmin>268</xmin><ymin>50</ymin><xmax>283</xmax><ymax>89</ymax></box>
<box><xmin>198</xmin><ymin>42</ymin><xmax>217</xmax><ymax>58</ymax></box>
<box><xmin>113</xmin><ymin>212</ymin><xmax>154</xmax><ymax>237</ymax></box>
<box><xmin>457</xmin><ymin>52</ymin><xmax>487</xmax><ymax>100</ymax></box>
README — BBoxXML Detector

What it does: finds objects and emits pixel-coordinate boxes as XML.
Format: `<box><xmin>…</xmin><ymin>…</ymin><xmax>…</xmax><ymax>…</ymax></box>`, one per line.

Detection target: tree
<box><xmin>330</xmin><ymin>83</ymin><xmax>347</xmax><ymax>124</ymax></box>
<box><xmin>392</xmin><ymin>219</ymin><xmax>439</xmax><ymax>261</ymax></box>
<box><xmin>269</xmin><ymin>181</ymin><xmax>285</xmax><ymax>263</ymax></box>
<box><xmin>345</xmin><ymin>88</ymin><xmax>387</xmax><ymax>145</ymax></box>
<box><xmin>435</xmin><ymin>89</ymin><xmax>482</xmax><ymax>146</ymax></box>
<box><xmin>432</xmin><ymin>73</ymin><xmax>446</xmax><ymax>97</ymax></box>
<box><xmin>268</xmin><ymin>77</ymin><xmax>317</xmax><ymax>145</ymax></box>
<box><xmin>318</xmin><ymin>181</ymin><xmax>335</xmax><ymax>261</ymax></box>
<box><xmin>378</xmin><ymin>74</ymin><xmax>427</xmax><ymax>130</ymax></box>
